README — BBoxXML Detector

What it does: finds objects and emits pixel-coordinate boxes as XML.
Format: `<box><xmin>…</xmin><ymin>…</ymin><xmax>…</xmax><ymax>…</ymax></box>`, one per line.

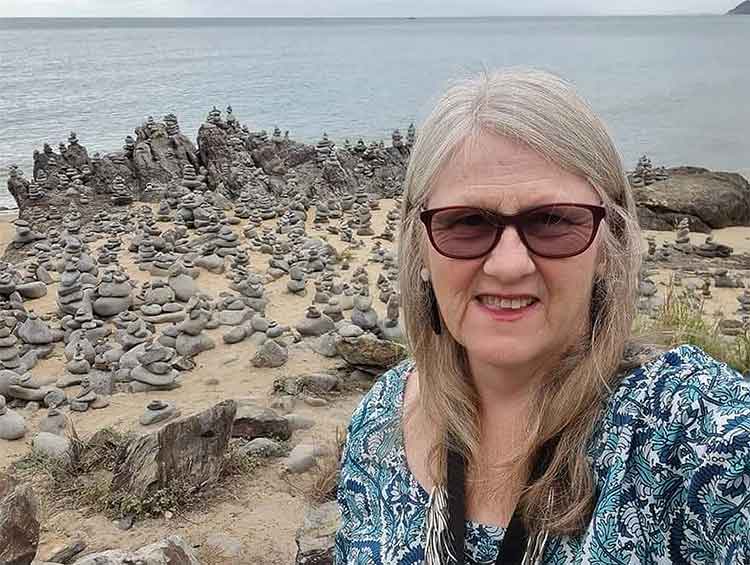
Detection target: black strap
<box><xmin>446</xmin><ymin>443</ymin><xmax>553</xmax><ymax>565</ymax></box>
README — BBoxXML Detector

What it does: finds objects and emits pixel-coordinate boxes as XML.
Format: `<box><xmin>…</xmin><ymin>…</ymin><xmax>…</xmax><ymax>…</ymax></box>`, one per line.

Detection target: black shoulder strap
<box><xmin>447</xmin><ymin>448</ymin><xmax>466</xmax><ymax>563</ymax></box>
<box><xmin>446</xmin><ymin>442</ymin><xmax>554</xmax><ymax>565</ymax></box>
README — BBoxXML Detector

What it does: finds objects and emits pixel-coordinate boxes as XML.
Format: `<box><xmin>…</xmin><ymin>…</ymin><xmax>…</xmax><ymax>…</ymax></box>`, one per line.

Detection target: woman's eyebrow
<box><xmin>466</xmin><ymin>198</ymin><xmax>559</xmax><ymax>214</ymax></box>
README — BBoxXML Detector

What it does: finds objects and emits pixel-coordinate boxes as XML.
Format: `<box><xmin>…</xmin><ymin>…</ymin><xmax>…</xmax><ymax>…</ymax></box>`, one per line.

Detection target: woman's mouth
<box><xmin>475</xmin><ymin>295</ymin><xmax>540</xmax><ymax>321</ymax></box>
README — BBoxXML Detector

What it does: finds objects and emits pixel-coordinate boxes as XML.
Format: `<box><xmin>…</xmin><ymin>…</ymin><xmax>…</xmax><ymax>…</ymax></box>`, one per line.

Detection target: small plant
<box><xmin>220</xmin><ymin>440</ymin><xmax>265</xmax><ymax>478</ymax></box>
<box><xmin>636</xmin><ymin>276</ymin><xmax>750</xmax><ymax>374</ymax></box>
<box><xmin>304</xmin><ymin>427</ymin><xmax>346</xmax><ymax>505</ymax></box>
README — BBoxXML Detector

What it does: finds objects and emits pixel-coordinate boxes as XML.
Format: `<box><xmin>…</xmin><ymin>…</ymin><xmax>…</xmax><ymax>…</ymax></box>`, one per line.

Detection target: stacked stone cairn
<box><xmin>140</xmin><ymin>398</ymin><xmax>180</xmax><ymax>425</ymax></box>
<box><xmin>380</xmin><ymin>293</ymin><xmax>403</xmax><ymax>342</ymax></box>
<box><xmin>130</xmin><ymin>343</ymin><xmax>179</xmax><ymax>390</ymax></box>
<box><xmin>175</xmin><ymin>295</ymin><xmax>215</xmax><ymax>358</ymax></box>
<box><xmin>11</xmin><ymin>219</ymin><xmax>44</xmax><ymax>248</ymax></box>
<box><xmin>350</xmin><ymin>289</ymin><xmax>379</xmax><ymax>332</ymax></box>
<box><xmin>673</xmin><ymin>218</ymin><xmax>692</xmax><ymax>253</ymax></box>
<box><xmin>91</xmin><ymin>269</ymin><xmax>133</xmax><ymax>318</ymax></box>
<box><xmin>140</xmin><ymin>280</ymin><xmax>184</xmax><ymax>324</ymax></box>
<box><xmin>0</xmin><ymin>318</ymin><xmax>21</xmax><ymax>371</ymax></box>
<box><xmin>111</xmin><ymin>175</ymin><xmax>133</xmax><ymax>206</ymax></box>
<box><xmin>695</xmin><ymin>235</ymin><xmax>733</xmax><ymax>258</ymax></box>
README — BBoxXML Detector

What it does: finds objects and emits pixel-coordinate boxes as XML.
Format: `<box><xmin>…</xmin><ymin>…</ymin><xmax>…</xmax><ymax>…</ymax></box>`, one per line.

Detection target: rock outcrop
<box><xmin>0</xmin><ymin>472</ymin><xmax>40</xmax><ymax>565</ymax></box>
<box><xmin>728</xmin><ymin>1</ymin><xmax>750</xmax><ymax>14</ymax></box>
<box><xmin>634</xmin><ymin>167</ymin><xmax>750</xmax><ymax>232</ymax></box>
<box><xmin>110</xmin><ymin>400</ymin><xmax>236</xmax><ymax>501</ymax></box>
<box><xmin>73</xmin><ymin>536</ymin><xmax>202</xmax><ymax>565</ymax></box>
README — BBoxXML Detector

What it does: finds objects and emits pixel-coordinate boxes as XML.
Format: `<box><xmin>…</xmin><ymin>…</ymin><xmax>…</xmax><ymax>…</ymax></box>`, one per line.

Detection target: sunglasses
<box><xmin>419</xmin><ymin>203</ymin><xmax>606</xmax><ymax>259</ymax></box>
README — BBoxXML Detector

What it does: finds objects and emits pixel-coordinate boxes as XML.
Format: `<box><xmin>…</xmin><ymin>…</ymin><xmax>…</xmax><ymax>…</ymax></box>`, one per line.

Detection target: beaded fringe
<box><xmin>424</xmin><ymin>486</ymin><xmax>553</xmax><ymax>565</ymax></box>
<box><xmin>424</xmin><ymin>485</ymin><xmax>455</xmax><ymax>565</ymax></box>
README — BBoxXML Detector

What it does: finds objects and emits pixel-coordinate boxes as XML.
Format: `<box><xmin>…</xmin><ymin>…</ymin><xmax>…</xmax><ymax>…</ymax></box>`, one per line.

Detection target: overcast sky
<box><xmin>0</xmin><ymin>0</ymin><xmax>741</xmax><ymax>18</ymax></box>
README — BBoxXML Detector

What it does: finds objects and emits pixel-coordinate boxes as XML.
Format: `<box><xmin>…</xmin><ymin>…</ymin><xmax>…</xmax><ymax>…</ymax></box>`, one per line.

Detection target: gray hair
<box><xmin>397</xmin><ymin>68</ymin><xmax>642</xmax><ymax>535</ymax></box>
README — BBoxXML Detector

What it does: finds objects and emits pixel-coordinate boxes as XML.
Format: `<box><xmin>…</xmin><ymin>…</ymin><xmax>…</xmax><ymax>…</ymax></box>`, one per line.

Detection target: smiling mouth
<box><xmin>476</xmin><ymin>295</ymin><xmax>539</xmax><ymax>310</ymax></box>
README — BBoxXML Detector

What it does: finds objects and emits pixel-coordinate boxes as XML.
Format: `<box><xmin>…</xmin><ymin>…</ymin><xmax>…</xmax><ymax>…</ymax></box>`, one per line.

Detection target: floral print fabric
<box><xmin>335</xmin><ymin>344</ymin><xmax>750</xmax><ymax>564</ymax></box>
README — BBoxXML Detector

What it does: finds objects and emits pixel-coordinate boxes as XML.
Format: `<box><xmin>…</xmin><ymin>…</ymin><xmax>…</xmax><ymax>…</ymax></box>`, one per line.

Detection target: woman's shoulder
<box><xmin>343</xmin><ymin>359</ymin><xmax>415</xmax><ymax>450</ymax></box>
<box><xmin>593</xmin><ymin>343</ymin><xmax>750</xmax><ymax>468</ymax></box>
<box><xmin>607</xmin><ymin>343</ymin><xmax>750</xmax><ymax>428</ymax></box>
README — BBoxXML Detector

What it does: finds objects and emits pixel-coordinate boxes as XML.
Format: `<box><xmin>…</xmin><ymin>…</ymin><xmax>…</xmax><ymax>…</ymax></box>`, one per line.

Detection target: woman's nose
<box><xmin>481</xmin><ymin>225</ymin><xmax>537</xmax><ymax>279</ymax></box>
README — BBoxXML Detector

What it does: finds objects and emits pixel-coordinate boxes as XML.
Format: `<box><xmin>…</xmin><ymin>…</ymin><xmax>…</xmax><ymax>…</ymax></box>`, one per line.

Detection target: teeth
<box><xmin>479</xmin><ymin>295</ymin><xmax>537</xmax><ymax>309</ymax></box>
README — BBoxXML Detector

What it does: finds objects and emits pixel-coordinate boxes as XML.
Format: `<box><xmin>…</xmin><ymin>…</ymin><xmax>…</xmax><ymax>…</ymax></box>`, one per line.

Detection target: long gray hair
<box><xmin>398</xmin><ymin>68</ymin><xmax>642</xmax><ymax>535</ymax></box>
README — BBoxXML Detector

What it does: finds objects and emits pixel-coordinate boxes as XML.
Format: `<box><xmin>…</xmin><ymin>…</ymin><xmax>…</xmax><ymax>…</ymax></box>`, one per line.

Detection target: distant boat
<box><xmin>727</xmin><ymin>0</ymin><xmax>750</xmax><ymax>14</ymax></box>
<box><xmin>407</xmin><ymin>17</ymin><xmax>417</xmax><ymax>20</ymax></box>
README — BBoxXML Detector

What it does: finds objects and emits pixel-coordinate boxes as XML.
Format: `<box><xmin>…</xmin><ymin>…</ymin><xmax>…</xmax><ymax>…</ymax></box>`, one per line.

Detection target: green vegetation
<box><xmin>12</xmin><ymin>425</ymin><xmax>269</xmax><ymax>520</ymax></box>
<box><xmin>302</xmin><ymin>426</ymin><xmax>346</xmax><ymax>505</ymax></box>
<box><xmin>635</xmin><ymin>277</ymin><xmax>750</xmax><ymax>374</ymax></box>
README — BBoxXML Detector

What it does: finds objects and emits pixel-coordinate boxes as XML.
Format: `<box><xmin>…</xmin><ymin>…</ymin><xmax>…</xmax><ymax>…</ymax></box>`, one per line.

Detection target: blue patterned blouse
<box><xmin>335</xmin><ymin>344</ymin><xmax>750</xmax><ymax>564</ymax></box>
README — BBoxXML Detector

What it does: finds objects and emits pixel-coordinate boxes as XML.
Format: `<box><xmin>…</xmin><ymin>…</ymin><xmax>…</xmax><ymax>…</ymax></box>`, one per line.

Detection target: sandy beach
<box><xmin>2</xmin><ymin>199</ymin><xmax>750</xmax><ymax>563</ymax></box>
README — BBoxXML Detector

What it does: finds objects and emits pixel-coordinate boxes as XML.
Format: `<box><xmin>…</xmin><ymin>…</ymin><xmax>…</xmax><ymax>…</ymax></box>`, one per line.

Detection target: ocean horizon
<box><xmin>1</xmin><ymin>15</ymin><xmax>748</xmax><ymax>208</ymax></box>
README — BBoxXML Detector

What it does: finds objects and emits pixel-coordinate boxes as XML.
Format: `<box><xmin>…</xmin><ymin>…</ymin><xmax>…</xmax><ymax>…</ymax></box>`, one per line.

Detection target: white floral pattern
<box><xmin>335</xmin><ymin>344</ymin><xmax>750</xmax><ymax>564</ymax></box>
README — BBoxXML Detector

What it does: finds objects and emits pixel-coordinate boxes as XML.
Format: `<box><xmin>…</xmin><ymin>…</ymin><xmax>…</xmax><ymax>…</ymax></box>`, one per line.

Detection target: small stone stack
<box><xmin>12</xmin><ymin>219</ymin><xmax>44</xmax><ymax>247</ymax></box>
<box><xmin>164</xmin><ymin>113</ymin><xmax>180</xmax><ymax>136</ymax></box>
<box><xmin>181</xmin><ymin>164</ymin><xmax>207</xmax><ymax>192</ymax></box>
<box><xmin>0</xmin><ymin>319</ymin><xmax>21</xmax><ymax>371</ymax></box>
<box><xmin>117</xmin><ymin>318</ymin><xmax>152</xmax><ymax>351</ymax></box>
<box><xmin>111</xmin><ymin>175</ymin><xmax>133</xmax><ymax>206</ymax></box>
<box><xmin>351</xmin><ymin>290</ymin><xmax>379</xmax><ymax>331</ymax></box>
<box><xmin>130</xmin><ymin>343</ymin><xmax>179</xmax><ymax>390</ymax></box>
<box><xmin>175</xmin><ymin>295</ymin><xmax>215</xmax><ymax>358</ymax></box>
<box><xmin>92</xmin><ymin>269</ymin><xmax>133</xmax><ymax>318</ymax></box>
<box><xmin>381</xmin><ymin>293</ymin><xmax>403</xmax><ymax>342</ymax></box>
<box><xmin>57</xmin><ymin>258</ymin><xmax>86</xmax><ymax>316</ymax></box>
<box><xmin>673</xmin><ymin>218</ymin><xmax>692</xmax><ymax>254</ymax></box>
<box><xmin>287</xmin><ymin>266</ymin><xmax>307</xmax><ymax>295</ymax></box>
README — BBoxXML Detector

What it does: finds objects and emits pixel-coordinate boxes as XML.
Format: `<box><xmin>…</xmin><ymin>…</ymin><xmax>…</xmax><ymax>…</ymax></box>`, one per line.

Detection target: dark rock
<box><xmin>634</xmin><ymin>168</ymin><xmax>750</xmax><ymax>232</ymax></box>
<box><xmin>728</xmin><ymin>1</ymin><xmax>750</xmax><ymax>14</ymax></box>
<box><xmin>335</xmin><ymin>333</ymin><xmax>407</xmax><ymax>369</ymax></box>
<box><xmin>0</xmin><ymin>472</ymin><xmax>40</xmax><ymax>565</ymax></box>
<box><xmin>46</xmin><ymin>539</ymin><xmax>86</xmax><ymax>564</ymax></box>
<box><xmin>232</xmin><ymin>404</ymin><xmax>291</xmax><ymax>441</ymax></box>
<box><xmin>111</xmin><ymin>400</ymin><xmax>236</xmax><ymax>501</ymax></box>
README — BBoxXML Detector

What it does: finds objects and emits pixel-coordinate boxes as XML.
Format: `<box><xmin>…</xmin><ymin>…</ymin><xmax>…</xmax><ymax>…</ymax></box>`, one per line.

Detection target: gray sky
<box><xmin>0</xmin><ymin>0</ymin><xmax>740</xmax><ymax>17</ymax></box>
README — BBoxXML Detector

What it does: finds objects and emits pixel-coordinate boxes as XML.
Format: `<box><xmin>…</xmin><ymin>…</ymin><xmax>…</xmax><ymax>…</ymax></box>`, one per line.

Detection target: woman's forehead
<box><xmin>429</xmin><ymin>132</ymin><xmax>597</xmax><ymax>208</ymax></box>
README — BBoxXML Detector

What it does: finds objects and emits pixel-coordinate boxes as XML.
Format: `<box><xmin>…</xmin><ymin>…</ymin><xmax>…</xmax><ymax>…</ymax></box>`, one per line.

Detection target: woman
<box><xmin>335</xmin><ymin>69</ymin><xmax>750</xmax><ymax>564</ymax></box>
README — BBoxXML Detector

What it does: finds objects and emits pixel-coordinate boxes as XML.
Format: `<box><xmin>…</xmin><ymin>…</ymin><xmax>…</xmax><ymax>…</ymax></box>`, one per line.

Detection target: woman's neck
<box><xmin>469</xmin><ymin>356</ymin><xmax>545</xmax><ymax>416</ymax></box>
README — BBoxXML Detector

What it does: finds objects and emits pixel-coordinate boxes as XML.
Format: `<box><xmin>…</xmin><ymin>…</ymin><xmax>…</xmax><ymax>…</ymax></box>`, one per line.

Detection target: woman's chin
<box><xmin>464</xmin><ymin>339</ymin><xmax>538</xmax><ymax>369</ymax></box>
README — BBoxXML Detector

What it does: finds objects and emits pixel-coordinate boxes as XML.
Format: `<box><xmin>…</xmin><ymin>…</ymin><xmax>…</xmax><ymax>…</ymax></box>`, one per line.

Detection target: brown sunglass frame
<box><xmin>419</xmin><ymin>203</ymin><xmax>607</xmax><ymax>259</ymax></box>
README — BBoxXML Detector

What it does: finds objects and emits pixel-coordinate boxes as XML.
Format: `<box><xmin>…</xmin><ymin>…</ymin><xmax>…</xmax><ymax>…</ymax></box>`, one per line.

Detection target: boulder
<box><xmin>111</xmin><ymin>400</ymin><xmax>236</xmax><ymax>501</ymax></box>
<box><xmin>175</xmin><ymin>333</ymin><xmax>215</xmax><ymax>358</ymax></box>
<box><xmin>634</xmin><ymin>168</ymin><xmax>750</xmax><ymax>232</ymax></box>
<box><xmin>0</xmin><ymin>472</ymin><xmax>40</xmax><ymax>565</ymax></box>
<box><xmin>251</xmin><ymin>339</ymin><xmax>288</xmax><ymax>368</ymax></box>
<box><xmin>335</xmin><ymin>333</ymin><xmax>407</xmax><ymax>369</ymax></box>
<box><xmin>294</xmin><ymin>501</ymin><xmax>339</xmax><ymax>565</ymax></box>
<box><xmin>31</xmin><ymin>432</ymin><xmax>71</xmax><ymax>463</ymax></box>
<box><xmin>0</xmin><ymin>408</ymin><xmax>26</xmax><ymax>440</ymax></box>
<box><xmin>72</xmin><ymin>536</ymin><xmax>201</xmax><ymax>565</ymax></box>
<box><xmin>232</xmin><ymin>404</ymin><xmax>291</xmax><ymax>441</ymax></box>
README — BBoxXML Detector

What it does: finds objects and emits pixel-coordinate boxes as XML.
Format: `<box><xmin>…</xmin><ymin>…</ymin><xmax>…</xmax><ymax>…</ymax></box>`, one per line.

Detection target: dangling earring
<box><xmin>421</xmin><ymin>268</ymin><xmax>442</xmax><ymax>335</ymax></box>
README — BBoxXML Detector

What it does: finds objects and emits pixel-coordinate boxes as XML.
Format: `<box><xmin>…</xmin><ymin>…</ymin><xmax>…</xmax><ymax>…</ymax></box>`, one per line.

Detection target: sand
<box><xmin>0</xmin><ymin>203</ymin><xmax>396</xmax><ymax>564</ymax></box>
<box><xmin>2</xmin><ymin>204</ymin><xmax>750</xmax><ymax>563</ymax></box>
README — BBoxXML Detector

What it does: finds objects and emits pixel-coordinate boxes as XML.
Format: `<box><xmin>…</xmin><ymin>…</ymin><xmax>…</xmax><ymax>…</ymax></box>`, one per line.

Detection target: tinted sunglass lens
<box><xmin>430</xmin><ymin>209</ymin><xmax>497</xmax><ymax>257</ymax></box>
<box><xmin>522</xmin><ymin>206</ymin><xmax>595</xmax><ymax>257</ymax></box>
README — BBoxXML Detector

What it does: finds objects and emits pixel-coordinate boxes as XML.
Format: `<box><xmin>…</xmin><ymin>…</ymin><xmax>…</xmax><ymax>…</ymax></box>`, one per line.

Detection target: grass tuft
<box><xmin>636</xmin><ymin>276</ymin><xmax>750</xmax><ymax>374</ymax></box>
